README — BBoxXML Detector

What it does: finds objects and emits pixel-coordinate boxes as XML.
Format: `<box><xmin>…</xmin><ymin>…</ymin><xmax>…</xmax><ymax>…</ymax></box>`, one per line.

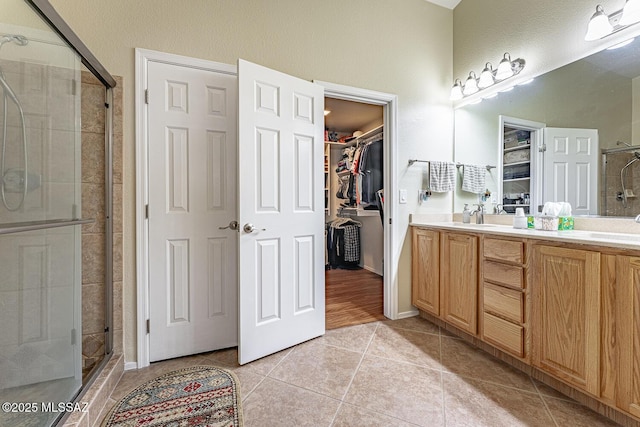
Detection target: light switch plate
<box><xmin>399</xmin><ymin>189</ymin><xmax>407</xmax><ymax>204</ymax></box>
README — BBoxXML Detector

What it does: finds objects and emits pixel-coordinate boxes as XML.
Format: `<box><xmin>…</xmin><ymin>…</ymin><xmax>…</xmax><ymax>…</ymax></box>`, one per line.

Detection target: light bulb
<box><xmin>585</xmin><ymin>5</ymin><xmax>613</xmax><ymax>41</ymax></box>
<box><xmin>478</xmin><ymin>63</ymin><xmax>495</xmax><ymax>89</ymax></box>
<box><xmin>495</xmin><ymin>53</ymin><xmax>514</xmax><ymax>80</ymax></box>
<box><xmin>620</xmin><ymin>0</ymin><xmax>640</xmax><ymax>25</ymax></box>
<box><xmin>463</xmin><ymin>72</ymin><xmax>478</xmax><ymax>96</ymax></box>
<box><xmin>450</xmin><ymin>79</ymin><xmax>463</xmax><ymax>101</ymax></box>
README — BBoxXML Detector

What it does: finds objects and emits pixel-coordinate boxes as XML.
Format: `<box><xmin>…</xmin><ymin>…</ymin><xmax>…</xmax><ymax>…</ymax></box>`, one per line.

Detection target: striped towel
<box><xmin>461</xmin><ymin>164</ymin><xmax>485</xmax><ymax>194</ymax></box>
<box><xmin>429</xmin><ymin>161</ymin><xmax>456</xmax><ymax>192</ymax></box>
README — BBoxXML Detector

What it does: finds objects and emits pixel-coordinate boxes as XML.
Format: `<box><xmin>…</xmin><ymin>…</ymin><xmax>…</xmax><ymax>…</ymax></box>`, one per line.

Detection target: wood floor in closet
<box><xmin>325</xmin><ymin>268</ymin><xmax>385</xmax><ymax>330</ymax></box>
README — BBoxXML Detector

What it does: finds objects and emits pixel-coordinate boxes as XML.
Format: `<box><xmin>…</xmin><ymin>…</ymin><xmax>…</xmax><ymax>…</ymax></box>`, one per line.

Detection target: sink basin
<box><xmin>450</xmin><ymin>222</ymin><xmax>498</xmax><ymax>227</ymax></box>
<box><xmin>579</xmin><ymin>232</ymin><xmax>640</xmax><ymax>242</ymax></box>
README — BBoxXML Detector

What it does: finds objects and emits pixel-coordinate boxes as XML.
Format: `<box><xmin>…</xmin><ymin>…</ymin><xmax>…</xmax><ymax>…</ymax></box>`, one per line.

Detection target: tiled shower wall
<box><xmin>603</xmin><ymin>151</ymin><xmax>640</xmax><ymax>217</ymax></box>
<box><xmin>81</xmin><ymin>72</ymin><xmax>123</xmax><ymax>377</ymax></box>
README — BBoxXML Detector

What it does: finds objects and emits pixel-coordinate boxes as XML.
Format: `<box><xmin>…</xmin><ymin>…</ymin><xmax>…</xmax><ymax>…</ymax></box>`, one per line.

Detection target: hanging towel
<box><xmin>461</xmin><ymin>164</ymin><xmax>486</xmax><ymax>194</ymax></box>
<box><xmin>429</xmin><ymin>161</ymin><xmax>456</xmax><ymax>192</ymax></box>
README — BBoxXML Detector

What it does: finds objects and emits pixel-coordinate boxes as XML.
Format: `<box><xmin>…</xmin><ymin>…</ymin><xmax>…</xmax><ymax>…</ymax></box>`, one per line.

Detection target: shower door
<box><xmin>0</xmin><ymin>3</ymin><xmax>85</xmax><ymax>425</ymax></box>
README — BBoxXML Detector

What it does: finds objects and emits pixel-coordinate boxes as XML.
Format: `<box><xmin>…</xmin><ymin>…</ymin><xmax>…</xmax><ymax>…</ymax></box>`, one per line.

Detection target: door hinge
<box><xmin>146</xmin><ymin>319</ymin><xmax>150</xmax><ymax>334</ymax></box>
<box><xmin>145</xmin><ymin>204</ymin><xmax>149</xmax><ymax>219</ymax></box>
<box><xmin>144</xmin><ymin>89</ymin><xmax>149</xmax><ymax>104</ymax></box>
<box><xmin>72</xmin><ymin>79</ymin><xmax>77</xmax><ymax>96</ymax></box>
<box><xmin>71</xmin><ymin>328</ymin><xmax>77</xmax><ymax>345</ymax></box>
<box><xmin>389</xmin><ymin>218</ymin><xmax>392</xmax><ymax>225</ymax></box>
<box><xmin>538</xmin><ymin>144</ymin><xmax>547</xmax><ymax>153</ymax></box>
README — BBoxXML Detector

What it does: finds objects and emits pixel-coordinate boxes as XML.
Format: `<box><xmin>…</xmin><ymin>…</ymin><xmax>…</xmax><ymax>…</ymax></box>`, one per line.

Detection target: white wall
<box><xmin>48</xmin><ymin>0</ymin><xmax>454</xmax><ymax>363</ymax></box>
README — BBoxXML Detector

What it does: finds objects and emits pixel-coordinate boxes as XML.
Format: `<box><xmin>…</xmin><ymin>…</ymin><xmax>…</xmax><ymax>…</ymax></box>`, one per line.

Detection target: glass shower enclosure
<box><xmin>0</xmin><ymin>1</ymin><xmax>115</xmax><ymax>425</ymax></box>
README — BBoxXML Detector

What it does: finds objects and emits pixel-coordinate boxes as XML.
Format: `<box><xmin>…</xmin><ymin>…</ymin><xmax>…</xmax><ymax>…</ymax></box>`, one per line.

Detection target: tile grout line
<box><xmin>335</xmin><ymin>321</ymin><xmax>380</xmax><ymax>406</ymax></box>
<box><xmin>242</xmin><ymin>347</ymin><xmax>295</xmax><ymax>402</ymax></box>
<box><xmin>530</xmin><ymin>377</ymin><xmax>560</xmax><ymax>427</ymax></box>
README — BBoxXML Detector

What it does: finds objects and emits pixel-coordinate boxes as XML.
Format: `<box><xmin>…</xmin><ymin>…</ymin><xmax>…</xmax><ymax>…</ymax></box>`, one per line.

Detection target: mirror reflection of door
<box><xmin>542</xmin><ymin>127</ymin><xmax>599</xmax><ymax>216</ymax></box>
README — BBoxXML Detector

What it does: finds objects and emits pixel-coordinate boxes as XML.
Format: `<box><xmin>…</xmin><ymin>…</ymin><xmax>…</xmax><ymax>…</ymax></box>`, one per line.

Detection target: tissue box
<box><xmin>528</xmin><ymin>215</ymin><xmax>573</xmax><ymax>230</ymax></box>
<box><xmin>558</xmin><ymin>216</ymin><xmax>574</xmax><ymax>230</ymax></box>
<box><xmin>534</xmin><ymin>215</ymin><xmax>559</xmax><ymax>231</ymax></box>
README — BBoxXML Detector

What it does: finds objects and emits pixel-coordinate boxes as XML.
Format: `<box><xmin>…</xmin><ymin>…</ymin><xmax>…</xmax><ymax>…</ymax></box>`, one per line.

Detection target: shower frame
<box><xmin>601</xmin><ymin>144</ymin><xmax>640</xmax><ymax>216</ymax></box>
<box><xmin>15</xmin><ymin>0</ymin><xmax>116</xmax><ymax>419</ymax></box>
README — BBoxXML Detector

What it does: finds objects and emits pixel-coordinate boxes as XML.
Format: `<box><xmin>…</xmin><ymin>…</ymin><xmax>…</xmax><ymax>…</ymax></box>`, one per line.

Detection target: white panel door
<box><xmin>147</xmin><ymin>61</ymin><xmax>238</xmax><ymax>362</ymax></box>
<box><xmin>542</xmin><ymin>128</ymin><xmax>599</xmax><ymax>215</ymax></box>
<box><xmin>238</xmin><ymin>59</ymin><xmax>325</xmax><ymax>365</ymax></box>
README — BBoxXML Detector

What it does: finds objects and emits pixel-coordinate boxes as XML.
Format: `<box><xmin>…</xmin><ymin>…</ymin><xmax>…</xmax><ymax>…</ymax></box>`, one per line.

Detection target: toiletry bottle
<box><xmin>463</xmin><ymin>204</ymin><xmax>471</xmax><ymax>224</ymax></box>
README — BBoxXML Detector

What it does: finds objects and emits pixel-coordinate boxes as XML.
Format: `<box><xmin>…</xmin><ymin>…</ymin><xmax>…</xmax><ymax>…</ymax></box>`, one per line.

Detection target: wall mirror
<box><xmin>453</xmin><ymin>36</ymin><xmax>640</xmax><ymax>217</ymax></box>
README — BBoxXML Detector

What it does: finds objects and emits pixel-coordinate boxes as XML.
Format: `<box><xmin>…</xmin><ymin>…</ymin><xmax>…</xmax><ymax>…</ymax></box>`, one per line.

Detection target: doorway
<box><xmin>136</xmin><ymin>50</ymin><xmax>399</xmax><ymax>368</ymax></box>
<box><xmin>324</xmin><ymin>97</ymin><xmax>385</xmax><ymax>329</ymax></box>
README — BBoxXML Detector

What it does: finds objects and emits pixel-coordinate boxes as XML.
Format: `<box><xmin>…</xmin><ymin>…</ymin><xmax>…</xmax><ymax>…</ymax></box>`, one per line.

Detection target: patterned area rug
<box><xmin>102</xmin><ymin>365</ymin><xmax>242</xmax><ymax>427</ymax></box>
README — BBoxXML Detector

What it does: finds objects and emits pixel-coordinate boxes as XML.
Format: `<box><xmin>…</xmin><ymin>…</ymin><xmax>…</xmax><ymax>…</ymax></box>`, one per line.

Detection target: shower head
<box><xmin>0</xmin><ymin>34</ymin><xmax>28</xmax><ymax>49</ymax></box>
<box><xmin>617</xmin><ymin>140</ymin><xmax>632</xmax><ymax>147</ymax></box>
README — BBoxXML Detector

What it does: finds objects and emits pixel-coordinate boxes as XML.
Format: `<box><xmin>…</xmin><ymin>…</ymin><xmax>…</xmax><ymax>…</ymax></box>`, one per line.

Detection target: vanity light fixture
<box><xmin>449</xmin><ymin>52</ymin><xmax>526</xmax><ymax>101</ymax></box>
<box><xmin>463</xmin><ymin>72</ymin><xmax>479</xmax><ymax>95</ymax></box>
<box><xmin>585</xmin><ymin>0</ymin><xmax>640</xmax><ymax>41</ymax></box>
<box><xmin>478</xmin><ymin>63</ymin><xmax>495</xmax><ymax>88</ymax></box>
<box><xmin>450</xmin><ymin>78</ymin><xmax>464</xmax><ymax>101</ymax></box>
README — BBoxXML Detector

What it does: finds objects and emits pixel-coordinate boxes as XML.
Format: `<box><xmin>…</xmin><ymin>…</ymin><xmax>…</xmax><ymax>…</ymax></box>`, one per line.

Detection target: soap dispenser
<box><xmin>462</xmin><ymin>204</ymin><xmax>471</xmax><ymax>224</ymax></box>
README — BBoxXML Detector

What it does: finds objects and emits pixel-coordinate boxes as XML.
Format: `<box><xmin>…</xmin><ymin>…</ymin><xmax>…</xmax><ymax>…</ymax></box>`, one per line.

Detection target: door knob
<box><xmin>243</xmin><ymin>223</ymin><xmax>266</xmax><ymax>233</ymax></box>
<box><xmin>219</xmin><ymin>220</ymin><xmax>239</xmax><ymax>231</ymax></box>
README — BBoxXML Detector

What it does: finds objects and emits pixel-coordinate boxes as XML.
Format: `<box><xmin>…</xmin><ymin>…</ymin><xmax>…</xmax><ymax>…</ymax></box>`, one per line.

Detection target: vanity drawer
<box><xmin>483</xmin><ymin>238</ymin><xmax>524</xmax><ymax>264</ymax></box>
<box><xmin>483</xmin><ymin>283</ymin><xmax>523</xmax><ymax>323</ymax></box>
<box><xmin>483</xmin><ymin>312</ymin><xmax>524</xmax><ymax>358</ymax></box>
<box><xmin>483</xmin><ymin>260</ymin><xmax>524</xmax><ymax>289</ymax></box>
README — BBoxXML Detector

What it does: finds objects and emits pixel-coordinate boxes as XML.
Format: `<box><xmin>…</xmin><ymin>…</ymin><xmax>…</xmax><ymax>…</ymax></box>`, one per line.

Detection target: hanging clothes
<box><xmin>359</xmin><ymin>137</ymin><xmax>383</xmax><ymax>206</ymax></box>
<box><xmin>326</xmin><ymin>218</ymin><xmax>362</xmax><ymax>269</ymax></box>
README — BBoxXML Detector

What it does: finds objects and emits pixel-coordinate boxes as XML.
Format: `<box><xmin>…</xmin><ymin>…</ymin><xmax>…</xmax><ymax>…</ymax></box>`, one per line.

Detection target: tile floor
<box><xmin>103</xmin><ymin>317</ymin><xmax>622</xmax><ymax>426</ymax></box>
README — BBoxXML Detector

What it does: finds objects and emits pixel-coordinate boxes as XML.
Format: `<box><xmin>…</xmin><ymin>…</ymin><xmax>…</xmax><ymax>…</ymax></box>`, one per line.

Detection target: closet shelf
<box><xmin>338</xmin><ymin>207</ymin><xmax>380</xmax><ymax>217</ymax></box>
<box><xmin>503</xmin><ymin>144</ymin><xmax>530</xmax><ymax>153</ymax></box>
<box><xmin>503</xmin><ymin>160</ymin><xmax>530</xmax><ymax>167</ymax></box>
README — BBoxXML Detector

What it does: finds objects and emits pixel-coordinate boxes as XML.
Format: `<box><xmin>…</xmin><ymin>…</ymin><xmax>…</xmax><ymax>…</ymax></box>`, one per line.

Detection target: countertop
<box><xmin>410</xmin><ymin>221</ymin><xmax>640</xmax><ymax>251</ymax></box>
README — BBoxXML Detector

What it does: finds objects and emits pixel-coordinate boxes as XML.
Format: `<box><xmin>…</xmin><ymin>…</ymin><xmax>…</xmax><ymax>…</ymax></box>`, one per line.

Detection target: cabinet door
<box><xmin>411</xmin><ymin>228</ymin><xmax>440</xmax><ymax>316</ymax></box>
<box><xmin>532</xmin><ymin>245</ymin><xmax>600</xmax><ymax>396</ymax></box>
<box><xmin>616</xmin><ymin>255</ymin><xmax>640</xmax><ymax>418</ymax></box>
<box><xmin>440</xmin><ymin>232</ymin><xmax>478</xmax><ymax>334</ymax></box>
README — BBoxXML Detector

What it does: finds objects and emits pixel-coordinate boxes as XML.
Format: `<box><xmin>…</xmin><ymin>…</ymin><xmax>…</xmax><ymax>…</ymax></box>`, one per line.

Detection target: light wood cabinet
<box><xmin>615</xmin><ymin>255</ymin><xmax>640</xmax><ymax>418</ymax></box>
<box><xmin>480</xmin><ymin>237</ymin><xmax>527</xmax><ymax>359</ymax></box>
<box><xmin>531</xmin><ymin>245</ymin><xmax>601</xmax><ymax>396</ymax></box>
<box><xmin>411</xmin><ymin>228</ymin><xmax>440</xmax><ymax>316</ymax></box>
<box><xmin>440</xmin><ymin>232</ymin><xmax>478</xmax><ymax>334</ymax></box>
<box><xmin>412</xmin><ymin>225</ymin><xmax>640</xmax><ymax>424</ymax></box>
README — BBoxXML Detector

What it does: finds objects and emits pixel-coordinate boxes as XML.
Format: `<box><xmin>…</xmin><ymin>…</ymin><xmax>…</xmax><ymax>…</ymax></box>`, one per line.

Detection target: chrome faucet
<box><xmin>472</xmin><ymin>203</ymin><xmax>485</xmax><ymax>224</ymax></box>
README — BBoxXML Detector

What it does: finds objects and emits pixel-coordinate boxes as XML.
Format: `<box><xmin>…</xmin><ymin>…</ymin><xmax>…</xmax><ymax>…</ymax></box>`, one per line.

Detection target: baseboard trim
<box><xmin>124</xmin><ymin>361</ymin><xmax>138</xmax><ymax>371</ymax></box>
<box><xmin>363</xmin><ymin>265</ymin><xmax>383</xmax><ymax>276</ymax></box>
<box><xmin>396</xmin><ymin>309</ymin><xmax>419</xmax><ymax>319</ymax></box>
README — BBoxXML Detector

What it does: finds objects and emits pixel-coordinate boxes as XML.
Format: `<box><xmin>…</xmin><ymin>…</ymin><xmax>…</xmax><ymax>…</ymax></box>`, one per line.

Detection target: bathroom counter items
<box><xmin>409</xmin><ymin>220</ymin><xmax>640</xmax><ymax>250</ymax></box>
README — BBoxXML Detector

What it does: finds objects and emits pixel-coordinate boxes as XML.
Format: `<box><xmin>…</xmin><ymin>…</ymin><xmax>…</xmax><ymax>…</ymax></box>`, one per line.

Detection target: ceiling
<box><xmin>425</xmin><ymin>0</ymin><xmax>461</xmax><ymax>10</ymax></box>
<box><xmin>324</xmin><ymin>98</ymin><xmax>383</xmax><ymax>134</ymax></box>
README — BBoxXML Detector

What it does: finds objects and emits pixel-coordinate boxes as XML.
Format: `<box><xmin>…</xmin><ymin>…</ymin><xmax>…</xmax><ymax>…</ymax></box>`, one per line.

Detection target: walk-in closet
<box><xmin>324</xmin><ymin>97</ymin><xmax>385</xmax><ymax>329</ymax></box>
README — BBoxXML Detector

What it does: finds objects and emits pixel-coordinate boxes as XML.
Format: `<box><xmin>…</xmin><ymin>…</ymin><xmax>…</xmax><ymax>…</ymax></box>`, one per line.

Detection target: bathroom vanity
<box><xmin>411</xmin><ymin>222</ymin><xmax>640</xmax><ymax>425</ymax></box>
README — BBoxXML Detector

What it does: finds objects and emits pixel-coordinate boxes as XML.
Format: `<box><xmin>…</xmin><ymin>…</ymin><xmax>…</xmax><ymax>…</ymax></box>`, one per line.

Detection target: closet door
<box><xmin>237</xmin><ymin>59</ymin><xmax>325</xmax><ymax>365</ymax></box>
